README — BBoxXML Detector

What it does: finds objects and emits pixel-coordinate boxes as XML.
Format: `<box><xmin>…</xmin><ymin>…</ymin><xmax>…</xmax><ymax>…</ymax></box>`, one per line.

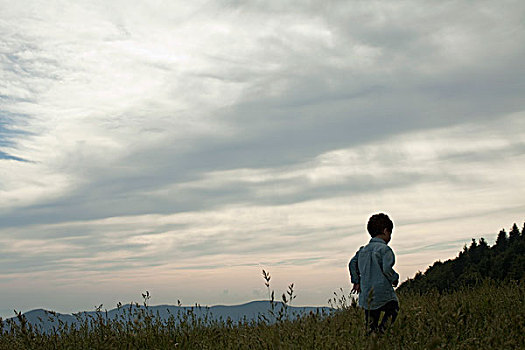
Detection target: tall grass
<box><xmin>1</xmin><ymin>275</ymin><xmax>523</xmax><ymax>349</ymax></box>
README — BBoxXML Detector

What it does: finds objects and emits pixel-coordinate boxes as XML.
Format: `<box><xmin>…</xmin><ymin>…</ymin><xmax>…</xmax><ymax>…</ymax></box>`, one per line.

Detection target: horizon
<box><xmin>1</xmin><ymin>225</ymin><xmax>517</xmax><ymax>319</ymax></box>
<box><xmin>1</xmin><ymin>1</ymin><xmax>524</xmax><ymax>320</ymax></box>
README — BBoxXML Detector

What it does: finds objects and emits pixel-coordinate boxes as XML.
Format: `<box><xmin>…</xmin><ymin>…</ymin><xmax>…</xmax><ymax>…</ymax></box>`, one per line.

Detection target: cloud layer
<box><xmin>1</xmin><ymin>0</ymin><xmax>524</xmax><ymax>316</ymax></box>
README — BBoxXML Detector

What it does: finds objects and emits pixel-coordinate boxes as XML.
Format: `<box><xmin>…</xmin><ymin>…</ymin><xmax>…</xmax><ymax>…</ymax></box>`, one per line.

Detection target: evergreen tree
<box><xmin>495</xmin><ymin>229</ymin><xmax>507</xmax><ymax>248</ymax></box>
<box><xmin>479</xmin><ymin>237</ymin><xmax>488</xmax><ymax>249</ymax></box>
<box><xmin>509</xmin><ymin>223</ymin><xmax>520</xmax><ymax>243</ymax></box>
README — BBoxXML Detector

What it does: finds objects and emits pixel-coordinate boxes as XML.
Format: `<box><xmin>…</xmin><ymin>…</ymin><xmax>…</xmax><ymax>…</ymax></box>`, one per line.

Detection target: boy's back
<box><xmin>348</xmin><ymin>213</ymin><xmax>400</xmax><ymax>334</ymax></box>
<box><xmin>351</xmin><ymin>237</ymin><xmax>399</xmax><ymax>309</ymax></box>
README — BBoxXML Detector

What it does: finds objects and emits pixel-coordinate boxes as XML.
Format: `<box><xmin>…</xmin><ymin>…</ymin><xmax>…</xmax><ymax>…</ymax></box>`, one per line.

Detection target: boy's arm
<box><xmin>382</xmin><ymin>247</ymin><xmax>399</xmax><ymax>287</ymax></box>
<box><xmin>348</xmin><ymin>248</ymin><xmax>361</xmax><ymax>284</ymax></box>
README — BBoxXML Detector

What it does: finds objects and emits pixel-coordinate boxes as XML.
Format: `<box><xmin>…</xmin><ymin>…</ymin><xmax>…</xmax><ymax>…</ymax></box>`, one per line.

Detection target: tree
<box><xmin>479</xmin><ymin>237</ymin><xmax>489</xmax><ymax>249</ymax></box>
<box><xmin>495</xmin><ymin>229</ymin><xmax>507</xmax><ymax>248</ymax></box>
<box><xmin>509</xmin><ymin>223</ymin><xmax>520</xmax><ymax>244</ymax></box>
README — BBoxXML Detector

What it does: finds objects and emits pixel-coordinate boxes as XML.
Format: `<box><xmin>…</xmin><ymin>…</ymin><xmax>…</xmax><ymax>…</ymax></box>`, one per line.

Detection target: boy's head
<box><xmin>367</xmin><ymin>213</ymin><xmax>394</xmax><ymax>238</ymax></box>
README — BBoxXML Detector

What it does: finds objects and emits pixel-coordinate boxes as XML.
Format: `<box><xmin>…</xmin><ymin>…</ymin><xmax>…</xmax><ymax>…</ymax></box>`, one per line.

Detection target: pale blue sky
<box><xmin>1</xmin><ymin>0</ymin><xmax>524</xmax><ymax>317</ymax></box>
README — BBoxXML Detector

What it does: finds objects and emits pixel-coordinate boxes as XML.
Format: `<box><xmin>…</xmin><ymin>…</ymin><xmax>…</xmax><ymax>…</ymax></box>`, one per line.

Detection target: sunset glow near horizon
<box><xmin>1</xmin><ymin>1</ymin><xmax>524</xmax><ymax>318</ymax></box>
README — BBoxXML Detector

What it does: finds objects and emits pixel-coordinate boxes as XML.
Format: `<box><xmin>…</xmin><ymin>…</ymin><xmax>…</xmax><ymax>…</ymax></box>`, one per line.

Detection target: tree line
<box><xmin>397</xmin><ymin>222</ymin><xmax>525</xmax><ymax>294</ymax></box>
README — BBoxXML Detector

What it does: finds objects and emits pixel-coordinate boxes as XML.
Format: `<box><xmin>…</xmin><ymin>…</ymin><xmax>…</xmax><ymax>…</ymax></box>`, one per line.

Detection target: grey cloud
<box><xmin>0</xmin><ymin>219</ymin><xmax>336</xmax><ymax>276</ymax></box>
<box><xmin>0</xmin><ymin>158</ymin><xmax>432</xmax><ymax>228</ymax></box>
<box><xmin>0</xmin><ymin>1</ymin><xmax>524</xmax><ymax>294</ymax></box>
<box><xmin>0</xmin><ymin>240</ymin><xmax>157</xmax><ymax>275</ymax></box>
<box><xmin>1</xmin><ymin>113</ymin><xmax>522</xmax><ymax>229</ymax></box>
<box><xmin>398</xmin><ymin>239</ymin><xmax>471</xmax><ymax>256</ymax></box>
<box><xmin>398</xmin><ymin>204</ymin><xmax>525</xmax><ymax>231</ymax></box>
<box><xmin>436</xmin><ymin>141</ymin><xmax>525</xmax><ymax>164</ymax></box>
<box><xmin>0</xmin><ymin>33</ymin><xmax>62</xmax><ymax>90</ymax></box>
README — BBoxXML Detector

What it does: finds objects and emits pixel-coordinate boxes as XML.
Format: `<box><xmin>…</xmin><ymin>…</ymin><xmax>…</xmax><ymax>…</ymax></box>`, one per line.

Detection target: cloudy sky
<box><xmin>1</xmin><ymin>0</ymin><xmax>524</xmax><ymax>317</ymax></box>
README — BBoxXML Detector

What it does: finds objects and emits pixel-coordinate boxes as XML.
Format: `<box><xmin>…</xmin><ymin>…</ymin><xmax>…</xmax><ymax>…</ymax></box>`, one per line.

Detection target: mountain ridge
<box><xmin>3</xmin><ymin>300</ymin><xmax>333</xmax><ymax>334</ymax></box>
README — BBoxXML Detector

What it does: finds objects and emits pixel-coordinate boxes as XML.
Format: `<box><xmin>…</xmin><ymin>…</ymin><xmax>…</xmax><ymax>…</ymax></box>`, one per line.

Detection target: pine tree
<box><xmin>479</xmin><ymin>237</ymin><xmax>489</xmax><ymax>249</ymax></box>
<box><xmin>469</xmin><ymin>238</ymin><xmax>478</xmax><ymax>250</ymax></box>
<box><xmin>509</xmin><ymin>223</ymin><xmax>520</xmax><ymax>243</ymax></box>
<box><xmin>495</xmin><ymin>229</ymin><xmax>507</xmax><ymax>248</ymax></box>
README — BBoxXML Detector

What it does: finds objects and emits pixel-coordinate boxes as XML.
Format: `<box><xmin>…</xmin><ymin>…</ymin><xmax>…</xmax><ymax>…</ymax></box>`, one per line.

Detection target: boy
<box><xmin>349</xmin><ymin>213</ymin><xmax>400</xmax><ymax>334</ymax></box>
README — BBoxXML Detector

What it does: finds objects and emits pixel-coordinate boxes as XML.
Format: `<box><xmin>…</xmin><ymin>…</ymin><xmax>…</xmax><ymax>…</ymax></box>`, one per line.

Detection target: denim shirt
<box><xmin>348</xmin><ymin>237</ymin><xmax>399</xmax><ymax>310</ymax></box>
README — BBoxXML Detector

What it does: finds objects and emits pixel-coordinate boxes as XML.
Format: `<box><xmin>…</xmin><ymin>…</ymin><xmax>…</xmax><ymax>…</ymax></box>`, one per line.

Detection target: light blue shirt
<box><xmin>348</xmin><ymin>237</ymin><xmax>399</xmax><ymax>310</ymax></box>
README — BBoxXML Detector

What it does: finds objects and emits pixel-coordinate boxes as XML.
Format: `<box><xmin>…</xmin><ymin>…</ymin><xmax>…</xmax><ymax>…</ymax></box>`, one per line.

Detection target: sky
<box><xmin>1</xmin><ymin>0</ymin><xmax>524</xmax><ymax>318</ymax></box>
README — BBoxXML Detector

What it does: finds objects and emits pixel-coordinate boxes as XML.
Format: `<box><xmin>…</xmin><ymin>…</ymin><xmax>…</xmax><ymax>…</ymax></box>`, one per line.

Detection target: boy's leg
<box><xmin>364</xmin><ymin>309</ymin><xmax>381</xmax><ymax>334</ymax></box>
<box><xmin>378</xmin><ymin>301</ymin><xmax>399</xmax><ymax>332</ymax></box>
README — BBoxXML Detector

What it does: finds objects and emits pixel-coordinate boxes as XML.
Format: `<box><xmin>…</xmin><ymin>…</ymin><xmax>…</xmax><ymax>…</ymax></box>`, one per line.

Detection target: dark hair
<box><xmin>367</xmin><ymin>213</ymin><xmax>393</xmax><ymax>237</ymax></box>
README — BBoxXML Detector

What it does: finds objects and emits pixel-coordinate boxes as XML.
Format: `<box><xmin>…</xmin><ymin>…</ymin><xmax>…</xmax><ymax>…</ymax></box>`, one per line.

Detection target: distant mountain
<box><xmin>3</xmin><ymin>301</ymin><xmax>333</xmax><ymax>334</ymax></box>
<box><xmin>397</xmin><ymin>222</ymin><xmax>525</xmax><ymax>294</ymax></box>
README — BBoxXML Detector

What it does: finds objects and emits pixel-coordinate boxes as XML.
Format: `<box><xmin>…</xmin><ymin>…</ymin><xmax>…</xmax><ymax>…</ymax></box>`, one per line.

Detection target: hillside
<box><xmin>398</xmin><ymin>222</ymin><xmax>525</xmax><ymax>294</ymax></box>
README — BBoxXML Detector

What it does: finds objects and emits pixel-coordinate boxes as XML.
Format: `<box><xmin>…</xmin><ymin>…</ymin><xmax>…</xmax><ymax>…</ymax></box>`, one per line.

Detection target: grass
<box><xmin>0</xmin><ymin>274</ymin><xmax>523</xmax><ymax>349</ymax></box>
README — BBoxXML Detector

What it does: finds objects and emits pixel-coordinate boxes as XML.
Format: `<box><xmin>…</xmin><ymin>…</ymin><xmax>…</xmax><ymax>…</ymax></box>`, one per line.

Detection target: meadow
<box><xmin>1</xmin><ymin>276</ymin><xmax>523</xmax><ymax>349</ymax></box>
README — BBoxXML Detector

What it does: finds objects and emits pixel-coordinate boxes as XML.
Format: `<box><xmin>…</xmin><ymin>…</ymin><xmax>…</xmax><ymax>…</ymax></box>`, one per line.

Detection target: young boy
<box><xmin>349</xmin><ymin>213</ymin><xmax>400</xmax><ymax>334</ymax></box>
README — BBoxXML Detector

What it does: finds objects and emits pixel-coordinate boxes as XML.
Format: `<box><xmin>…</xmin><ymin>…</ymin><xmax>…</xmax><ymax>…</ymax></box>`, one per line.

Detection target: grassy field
<box><xmin>1</xmin><ymin>279</ymin><xmax>523</xmax><ymax>349</ymax></box>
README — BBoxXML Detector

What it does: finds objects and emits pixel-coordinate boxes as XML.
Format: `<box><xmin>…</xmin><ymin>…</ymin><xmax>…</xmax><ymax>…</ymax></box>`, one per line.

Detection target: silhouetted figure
<box><xmin>349</xmin><ymin>213</ymin><xmax>400</xmax><ymax>334</ymax></box>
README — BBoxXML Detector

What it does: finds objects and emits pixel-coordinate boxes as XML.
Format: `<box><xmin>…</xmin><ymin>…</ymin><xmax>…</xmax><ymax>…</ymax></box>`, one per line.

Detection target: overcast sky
<box><xmin>1</xmin><ymin>0</ymin><xmax>524</xmax><ymax>317</ymax></box>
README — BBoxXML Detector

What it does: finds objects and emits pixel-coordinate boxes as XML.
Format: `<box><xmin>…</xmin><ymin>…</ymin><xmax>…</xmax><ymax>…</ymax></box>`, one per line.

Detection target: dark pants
<box><xmin>364</xmin><ymin>300</ymin><xmax>399</xmax><ymax>334</ymax></box>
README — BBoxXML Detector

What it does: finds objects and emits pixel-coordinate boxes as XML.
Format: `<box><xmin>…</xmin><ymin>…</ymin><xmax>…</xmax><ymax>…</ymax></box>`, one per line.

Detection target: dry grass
<box><xmin>0</xmin><ymin>273</ymin><xmax>523</xmax><ymax>349</ymax></box>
